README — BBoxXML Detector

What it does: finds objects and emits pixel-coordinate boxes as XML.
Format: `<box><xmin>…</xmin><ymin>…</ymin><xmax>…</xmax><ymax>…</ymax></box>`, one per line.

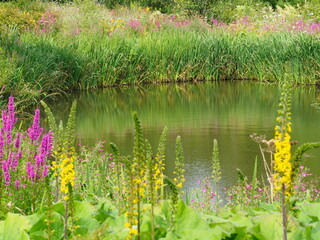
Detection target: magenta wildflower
<box><xmin>42</xmin><ymin>165</ymin><xmax>50</xmax><ymax>177</ymax></box>
<box><xmin>8</xmin><ymin>96</ymin><xmax>16</xmax><ymax>127</ymax></box>
<box><xmin>12</xmin><ymin>150</ymin><xmax>22</xmax><ymax>171</ymax></box>
<box><xmin>211</xmin><ymin>192</ymin><xmax>216</xmax><ymax>198</ymax></box>
<box><xmin>127</xmin><ymin>19</ymin><xmax>144</xmax><ymax>32</ymax></box>
<box><xmin>2</xmin><ymin>160</ymin><xmax>10</xmax><ymax>185</ymax></box>
<box><xmin>26</xmin><ymin>161</ymin><xmax>36</xmax><ymax>178</ymax></box>
<box><xmin>28</xmin><ymin>109</ymin><xmax>43</xmax><ymax>143</ymax></box>
<box><xmin>15</xmin><ymin>179</ymin><xmax>20</xmax><ymax>189</ymax></box>
<box><xmin>0</xmin><ymin>129</ymin><xmax>4</xmax><ymax>159</ymax></box>
<box><xmin>40</xmin><ymin>131</ymin><xmax>53</xmax><ymax>156</ymax></box>
<box><xmin>15</xmin><ymin>133</ymin><xmax>21</xmax><ymax>148</ymax></box>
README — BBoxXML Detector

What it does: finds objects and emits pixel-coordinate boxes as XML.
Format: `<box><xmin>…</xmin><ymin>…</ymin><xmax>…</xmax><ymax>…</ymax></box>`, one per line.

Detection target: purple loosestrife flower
<box><xmin>15</xmin><ymin>133</ymin><xmax>21</xmax><ymax>148</ymax></box>
<box><xmin>15</xmin><ymin>179</ymin><xmax>20</xmax><ymax>189</ymax></box>
<box><xmin>1</xmin><ymin>109</ymin><xmax>7</xmax><ymax>131</ymax></box>
<box><xmin>12</xmin><ymin>150</ymin><xmax>22</xmax><ymax>171</ymax></box>
<box><xmin>28</xmin><ymin>109</ymin><xmax>43</xmax><ymax>143</ymax></box>
<box><xmin>40</xmin><ymin>131</ymin><xmax>53</xmax><ymax>156</ymax></box>
<box><xmin>42</xmin><ymin>165</ymin><xmax>49</xmax><ymax>177</ymax></box>
<box><xmin>35</xmin><ymin>154</ymin><xmax>44</xmax><ymax>167</ymax></box>
<box><xmin>26</xmin><ymin>161</ymin><xmax>36</xmax><ymax>178</ymax></box>
<box><xmin>1</xmin><ymin>96</ymin><xmax>17</xmax><ymax>145</ymax></box>
<box><xmin>0</xmin><ymin>129</ymin><xmax>4</xmax><ymax>160</ymax></box>
<box><xmin>8</xmin><ymin>96</ymin><xmax>17</xmax><ymax>128</ymax></box>
<box><xmin>7</xmin><ymin>152</ymin><xmax>13</xmax><ymax>167</ymax></box>
<box><xmin>2</xmin><ymin>160</ymin><xmax>10</xmax><ymax>185</ymax></box>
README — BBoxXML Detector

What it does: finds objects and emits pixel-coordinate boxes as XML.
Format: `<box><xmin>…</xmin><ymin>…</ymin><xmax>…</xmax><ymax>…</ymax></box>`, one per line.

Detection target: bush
<box><xmin>0</xmin><ymin>3</ymin><xmax>46</xmax><ymax>32</ymax></box>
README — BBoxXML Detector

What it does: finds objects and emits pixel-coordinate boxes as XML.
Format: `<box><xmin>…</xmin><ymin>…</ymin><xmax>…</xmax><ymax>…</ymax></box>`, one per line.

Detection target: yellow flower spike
<box><xmin>273</xmin><ymin>83</ymin><xmax>293</xmax><ymax>197</ymax></box>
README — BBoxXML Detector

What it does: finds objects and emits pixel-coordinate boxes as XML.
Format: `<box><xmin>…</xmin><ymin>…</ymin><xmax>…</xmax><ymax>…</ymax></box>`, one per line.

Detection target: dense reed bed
<box><xmin>2</xmin><ymin>28</ymin><xmax>320</xmax><ymax>95</ymax></box>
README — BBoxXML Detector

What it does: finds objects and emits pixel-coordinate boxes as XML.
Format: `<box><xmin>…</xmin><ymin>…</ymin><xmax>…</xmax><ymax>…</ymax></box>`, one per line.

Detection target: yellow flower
<box><xmin>124</xmin><ymin>222</ymin><xmax>131</xmax><ymax>228</ymax></box>
<box><xmin>129</xmin><ymin>229</ymin><xmax>138</xmax><ymax>235</ymax></box>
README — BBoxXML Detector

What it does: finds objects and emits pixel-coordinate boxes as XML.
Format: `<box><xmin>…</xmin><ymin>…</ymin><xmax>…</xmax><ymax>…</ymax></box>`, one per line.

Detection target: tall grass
<box><xmin>1</xmin><ymin>29</ymin><xmax>319</xmax><ymax>94</ymax></box>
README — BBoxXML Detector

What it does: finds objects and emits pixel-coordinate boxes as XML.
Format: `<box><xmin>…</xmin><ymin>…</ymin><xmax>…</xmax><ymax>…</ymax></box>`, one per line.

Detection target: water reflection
<box><xmin>50</xmin><ymin>81</ymin><xmax>320</xmax><ymax>189</ymax></box>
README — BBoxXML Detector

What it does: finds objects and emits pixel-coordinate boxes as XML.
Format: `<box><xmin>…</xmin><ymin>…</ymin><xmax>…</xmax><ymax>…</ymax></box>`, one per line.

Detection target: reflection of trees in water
<box><xmin>50</xmin><ymin>82</ymin><xmax>319</xmax><ymax>137</ymax></box>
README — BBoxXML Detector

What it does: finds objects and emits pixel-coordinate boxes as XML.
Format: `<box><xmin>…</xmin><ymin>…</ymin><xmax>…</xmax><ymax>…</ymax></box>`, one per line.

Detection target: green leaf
<box><xmin>93</xmin><ymin>203</ymin><xmax>115</xmax><ymax>224</ymax></box>
<box><xmin>250</xmin><ymin>213</ymin><xmax>283</xmax><ymax>240</ymax></box>
<box><xmin>73</xmin><ymin>201</ymin><xmax>100</xmax><ymax>236</ymax></box>
<box><xmin>0</xmin><ymin>213</ymin><xmax>31</xmax><ymax>240</ymax></box>
<box><xmin>174</xmin><ymin>201</ymin><xmax>222</xmax><ymax>239</ymax></box>
<box><xmin>52</xmin><ymin>202</ymin><xmax>65</xmax><ymax>216</ymax></box>
<box><xmin>28</xmin><ymin>212</ymin><xmax>64</xmax><ymax>240</ymax></box>
<box><xmin>297</xmin><ymin>203</ymin><xmax>320</xmax><ymax>221</ymax></box>
<box><xmin>311</xmin><ymin>222</ymin><xmax>320</xmax><ymax>239</ymax></box>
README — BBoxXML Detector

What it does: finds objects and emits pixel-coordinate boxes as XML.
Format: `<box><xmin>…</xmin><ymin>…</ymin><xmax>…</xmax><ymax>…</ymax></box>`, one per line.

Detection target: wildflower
<box><xmin>27</xmin><ymin>109</ymin><xmax>43</xmax><ymax>143</ymax></box>
<box><xmin>273</xmin><ymin>83</ymin><xmax>292</xmax><ymax>196</ymax></box>
<box><xmin>60</xmin><ymin>155</ymin><xmax>75</xmax><ymax>198</ymax></box>
<box><xmin>129</xmin><ymin>229</ymin><xmax>138</xmax><ymax>235</ymax></box>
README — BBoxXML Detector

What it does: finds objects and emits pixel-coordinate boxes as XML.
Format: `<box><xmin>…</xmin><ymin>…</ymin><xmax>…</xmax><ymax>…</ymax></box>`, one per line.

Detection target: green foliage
<box><xmin>41</xmin><ymin>100</ymin><xmax>77</xmax><ymax>154</ymax></box>
<box><xmin>0</xmin><ymin>213</ymin><xmax>31</xmax><ymax>240</ymax></box>
<box><xmin>174</xmin><ymin>136</ymin><xmax>185</xmax><ymax>194</ymax></box>
<box><xmin>291</xmin><ymin>142</ymin><xmax>320</xmax><ymax>183</ymax></box>
<box><xmin>3</xmin><ymin>198</ymin><xmax>320</xmax><ymax>239</ymax></box>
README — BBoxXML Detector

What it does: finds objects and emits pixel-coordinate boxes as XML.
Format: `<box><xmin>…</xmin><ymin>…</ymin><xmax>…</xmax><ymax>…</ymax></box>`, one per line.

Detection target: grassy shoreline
<box><xmin>0</xmin><ymin>1</ymin><xmax>319</xmax><ymax>107</ymax></box>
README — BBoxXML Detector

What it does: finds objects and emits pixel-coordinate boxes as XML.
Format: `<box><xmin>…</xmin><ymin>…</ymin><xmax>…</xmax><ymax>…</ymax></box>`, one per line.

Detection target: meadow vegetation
<box><xmin>1</xmin><ymin>0</ymin><xmax>320</xmax><ymax>239</ymax></box>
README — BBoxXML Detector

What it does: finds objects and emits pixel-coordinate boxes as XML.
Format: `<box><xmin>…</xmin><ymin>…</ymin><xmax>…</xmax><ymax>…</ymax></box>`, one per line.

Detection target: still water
<box><xmin>51</xmin><ymin>81</ymin><xmax>320</xmax><ymax>189</ymax></box>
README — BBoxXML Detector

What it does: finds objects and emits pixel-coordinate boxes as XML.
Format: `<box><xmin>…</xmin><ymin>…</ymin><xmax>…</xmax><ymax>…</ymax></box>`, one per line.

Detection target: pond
<box><xmin>51</xmin><ymin>81</ymin><xmax>320</xmax><ymax>190</ymax></box>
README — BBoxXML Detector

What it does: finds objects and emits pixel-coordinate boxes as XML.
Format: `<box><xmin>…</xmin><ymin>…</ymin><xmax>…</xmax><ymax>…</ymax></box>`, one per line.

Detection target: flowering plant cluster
<box><xmin>0</xmin><ymin>97</ymin><xmax>53</xmax><ymax>214</ymax></box>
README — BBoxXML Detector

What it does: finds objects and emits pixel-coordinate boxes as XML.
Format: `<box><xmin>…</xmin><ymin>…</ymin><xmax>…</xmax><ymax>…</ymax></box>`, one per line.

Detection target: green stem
<box><xmin>282</xmin><ymin>184</ymin><xmax>287</xmax><ymax>240</ymax></box>
<box><xmin>64</xmin><ymin>201</ymin><xmax>68</xmax><ymax>240</ymax></box>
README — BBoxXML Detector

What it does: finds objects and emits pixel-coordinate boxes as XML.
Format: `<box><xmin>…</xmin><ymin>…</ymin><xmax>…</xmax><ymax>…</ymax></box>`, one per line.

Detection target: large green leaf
<box><xmin>28</xmin><ymin>212</ymin><xmax>64</xmax><ymax>240</ymax></box>
<box><xmin>250</xmin><ymin>213</ymin><xmax>283</xmax><ymax>240</ymax></box>
<box><xmin>172</xmin><ymin>200</ymin><xmax>222</xmax><ymax>239</ymax></box>
<box><xmin>0</xmin><ymin>213</ymin><xmax>31</xmax><ymax>240</ymax></box>
<box><xmin>297</xmin><ymin>203</ymin><xmax>320</xmax><ymax>221</ymax></box>
<box><xmin>73</xmin><ymin>201</ymin><xmax>100</xmax><ymax>236</ymax></box>
<box><xmin>311</xmin><ymin>221</ymin><xmax>320</xmax><ymax>239</ymax></box>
